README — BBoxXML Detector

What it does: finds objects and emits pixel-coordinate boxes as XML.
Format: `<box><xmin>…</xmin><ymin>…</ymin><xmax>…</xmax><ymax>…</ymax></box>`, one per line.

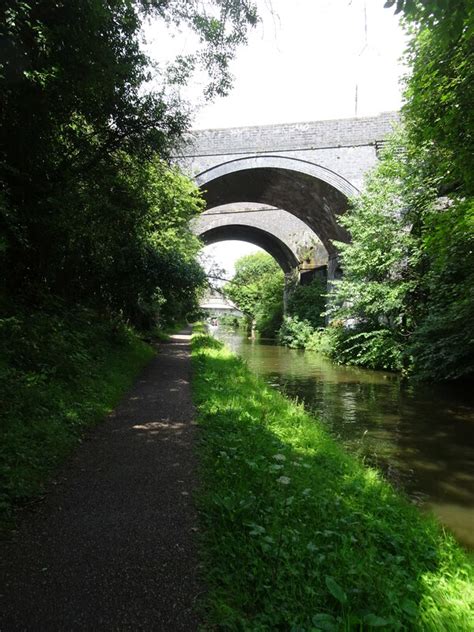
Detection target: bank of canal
<box><xmin>213</xmin><ymin>328</ymin><xmax>474</xmax><ymax>550</ymax></box>
<box><xmin>193</xmin><ymin>331</ymin><xmax>473</xmax><ymax>630</ymax></box>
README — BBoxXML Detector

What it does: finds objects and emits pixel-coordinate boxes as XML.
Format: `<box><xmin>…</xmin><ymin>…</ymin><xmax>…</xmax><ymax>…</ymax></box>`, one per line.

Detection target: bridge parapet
<box><xmin>178</xmin><ymin>112</ymin><xmax>398</xmax><ymax>191</ymax></box>
<box><xmin>183</xmin><ymin>112</ymin><xmax>398</xmax><ymax>156</ymax></box>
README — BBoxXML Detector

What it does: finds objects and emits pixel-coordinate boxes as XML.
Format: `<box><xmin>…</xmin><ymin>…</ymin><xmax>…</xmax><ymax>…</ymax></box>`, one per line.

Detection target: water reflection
<box><xmin>215</xmin><ymin>330</ymin><xmax>474</xmax><ymax>549</ymax></box>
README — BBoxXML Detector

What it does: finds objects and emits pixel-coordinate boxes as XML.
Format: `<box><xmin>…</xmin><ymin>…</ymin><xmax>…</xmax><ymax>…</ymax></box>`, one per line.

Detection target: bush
<box><xmin>287</xmin><ymin>278</ymin><xmax>326</xmax><ymax>328</ymax></box>
<box><xmin>331</xmin><ymin>327</ymin><xmax>403</xmax><ymax>371</ymax></box>
<box><xmin>305</xmin><ymin>326</ymin><xmax>334</xmax><ymax>354</ymax></box>
<box><xmin>408</xmin><ymin>199</ymin><xmax>474</xmax><ymax>381</ymax></box>
<box><xmin>278</xmin><ymin>316</ymin><xmax>315</xmax><ymax>349</ymax></box>
<box><xmin>0</xmin><ymin>301</ymin><xmax>154</xmax><ymax>520</ymax></box>
<box><xmin>225</xmin><ymin>253</ymin><xmax>285</xmax><ymax>338</ymax></box>
<box><xmin>257</xmin><ymin>301</ymin><xmax>284</xmax><ymax>338</ymax></box>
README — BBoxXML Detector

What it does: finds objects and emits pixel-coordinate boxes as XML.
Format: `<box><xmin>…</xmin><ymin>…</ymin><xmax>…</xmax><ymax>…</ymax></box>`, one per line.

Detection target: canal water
<box><xmin>213</xmin><ymin>328</ymin><xmax>474</xmax><ymax>549</ymax></box>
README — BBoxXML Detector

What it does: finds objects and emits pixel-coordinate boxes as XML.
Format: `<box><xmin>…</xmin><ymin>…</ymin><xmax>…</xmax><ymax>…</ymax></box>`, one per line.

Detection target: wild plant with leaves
<box><xmin>321</xmin><ymin>1</ymin><xmax>474</xmax><ymax>379</ymax></box>
<box><xmin>323</xmin><ymin>133</ymin><xmax>418</xmax><ymax>371</ymax></box>
<box><xmin>0</xmin><ymin>0</ymin><xmax>258</xmax><ymax>518</ymax></box>
<box><xmin>192</xmin><ymin>332</ymin><xmax>474</xmax><ymax>630</ymax></box>
<box><xmin>399</xmin><ymin>0</ymin><xmax>474</xmax><ymax>380</ymax></box>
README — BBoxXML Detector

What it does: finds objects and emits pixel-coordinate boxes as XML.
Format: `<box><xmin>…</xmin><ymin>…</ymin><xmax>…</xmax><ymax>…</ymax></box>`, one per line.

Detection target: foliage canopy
<box><xmin>310</xmin><ymin>0</ymin><xmax>474</xmax><ymax>380</ymax></box>
<box><xmin>224</xmin><ymin>252</ymin><xmax>285</xmax><ymax>337</ymax></box>
<box><xmin>0</xmin><ymin>0</ymin><xmax>257</xmax><ymax>326</ymax></box>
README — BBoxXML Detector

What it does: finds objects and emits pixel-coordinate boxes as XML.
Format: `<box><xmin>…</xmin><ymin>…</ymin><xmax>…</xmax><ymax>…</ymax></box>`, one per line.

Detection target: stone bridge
<box><xmin>178</xmin><ymin>112</ymin><xmax>398</xmax><ymax>280</ymax></box>
<box><xmin>192</xmin><ymin>203</ymin><xmax>328</xmax><ymax>278</ymax></box>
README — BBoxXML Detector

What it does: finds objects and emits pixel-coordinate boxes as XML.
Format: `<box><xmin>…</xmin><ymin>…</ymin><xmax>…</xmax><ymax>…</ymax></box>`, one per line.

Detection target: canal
<box><xmin>213</xmin><ymin>328</ymin><xmax>474</xmax><ymax>549</ymax></box>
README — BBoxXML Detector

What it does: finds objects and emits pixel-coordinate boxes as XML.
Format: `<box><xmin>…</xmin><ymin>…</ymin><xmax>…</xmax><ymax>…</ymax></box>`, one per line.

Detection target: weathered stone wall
<box><xmin>177</xmin><ymin>112</ymin><xmax>398</xmax><ymax>191</ymax></box>
<box><xmin>181</xmin><ymin>112</ymin><xmax>398</xmax><ymax>281</ymax></box>
<box><xmin>192</xmin><ymin>204</ymin><xmax>328</xmax><ymax>273</ymax></box>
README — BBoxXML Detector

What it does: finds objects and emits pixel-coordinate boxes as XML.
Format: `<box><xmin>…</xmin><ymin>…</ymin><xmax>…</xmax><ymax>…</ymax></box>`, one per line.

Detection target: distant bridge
<box><xmin>178</xmin><ymin>112</ymin><xmax>398</xmax><ymax>281</ymax></box>
<box><xmin>200</xmin><ymin>289</ymin><xmax>243</xmax><ymax>318</ymax></box>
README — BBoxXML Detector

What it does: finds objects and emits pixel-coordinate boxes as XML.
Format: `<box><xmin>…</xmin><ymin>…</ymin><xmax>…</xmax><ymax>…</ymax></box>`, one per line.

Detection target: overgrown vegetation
<box><xmin>408</xmin><ymin>199</ymin><xmax>474</xmax><ymax>380</ymax></box>
<box><xmin>192</xmin><ymin>333</ymin><xmax>474</xmax><ymax>630</ymax></box>
<box><xmin>278</xmin><ymin>278</ymin><xmax>326</xmax><ymax>349</ymax></box>
<box><xmin>321</xmin><ymin>132</ymin><xmax>415</xmax><ymax>372</ymax></box>
<box><xmin>278</xmin><ymin>316</ymin><xmax>318</xmax><ymax>349</ymax></box>
<box><xmin>0</xmin><ymin>303</ymin><xmax>154</xmax><ymax>524</ymax></box>
<box><xmin>0</xmin><ymin>0</ymin><xmax>257</xmax><ymax>519</ymax></box>
<box><xmin>223</xmin><ymin>254</ymin><xmax>328</xmax><ymax>344</ymax></box>
<box><xmin>0</xmin><ymin>0</ymin><xmax>257</xmax><ymax>327</ymax></box>
<box><xmin>224</xmin><ymin>252</ymin><xmax>285</xmax><ymax>337</ymax></box>
<box><xmin>400</xmin><ymin>0</ymin><xmax>474</xmax><ymax>371</ymax></box>
<box><xmin>287</xmin><ymin>278</ymin><xmax>326</xmax><ymax>329</ymax></box>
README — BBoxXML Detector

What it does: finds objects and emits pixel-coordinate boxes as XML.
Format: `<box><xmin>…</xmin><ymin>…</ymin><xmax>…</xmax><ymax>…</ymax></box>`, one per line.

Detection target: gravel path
<box><xmin>0</xmin><ymin>329</ymin><xmax>201</xmax><ymax>631</ymax></box>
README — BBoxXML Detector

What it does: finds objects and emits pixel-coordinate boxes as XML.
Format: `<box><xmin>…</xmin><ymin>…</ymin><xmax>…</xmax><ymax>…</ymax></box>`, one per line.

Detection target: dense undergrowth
<box><xmin>192</xmin><ymin>332</ymin><xmax>473</xmax><ymax>631</ymax></box>
<box><xmin>0</xmin><ymin>301</ymin><xmax>154</xmax><ymax>525</ymax></box>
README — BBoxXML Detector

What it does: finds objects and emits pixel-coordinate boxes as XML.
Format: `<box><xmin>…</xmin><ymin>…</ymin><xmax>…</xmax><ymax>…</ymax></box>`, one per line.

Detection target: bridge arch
<box><xmin>192</xmin><ymin>203</ymin><xmax>329</xmax><ymax>275</ymax></box>
<box><xmin>198</xmin><ymin>223</ymin><xmax>299</xmax><ymax>274</ymax></box>
<box><xmin>195</xmin><ymin>155</ymin><xmax>359</xmax><ymax>257</ymax></box>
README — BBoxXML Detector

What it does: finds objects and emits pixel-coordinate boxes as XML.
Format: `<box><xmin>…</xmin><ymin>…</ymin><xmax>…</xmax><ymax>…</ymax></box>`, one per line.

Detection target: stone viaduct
<box><xmin>177</xmin><ymin>112</ymin><xmax>398</xmax><ymax>281</ymax></box>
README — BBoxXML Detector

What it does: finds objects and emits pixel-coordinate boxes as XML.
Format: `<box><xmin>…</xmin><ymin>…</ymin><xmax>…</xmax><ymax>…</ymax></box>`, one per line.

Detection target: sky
<box><xmin>193</xmin><ymin>0</ymin><xmax>408</xmax><ymax>129</ymax></box>
<box><xmin>144</xmin><ymin>0</ymin><xmax>408</xmax><ymax>277</ymax></box>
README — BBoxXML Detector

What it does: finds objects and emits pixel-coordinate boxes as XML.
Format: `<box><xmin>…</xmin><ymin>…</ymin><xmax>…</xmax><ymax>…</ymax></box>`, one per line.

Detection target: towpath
<box><xmin>0</xmin><ymin>329</ymin><xmax>201</xmax><ymax>631</ymax></box>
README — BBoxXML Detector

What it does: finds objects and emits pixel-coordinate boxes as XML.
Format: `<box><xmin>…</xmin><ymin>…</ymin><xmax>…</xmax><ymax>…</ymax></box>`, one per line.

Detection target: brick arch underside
<box><xmin>196</xmin><ymin>158</ymin><xmax>357</xmax><ymax>256</ymax></box>
<box><xmin>199</xmin><ymin>224</ymin><xmax>298</xmax><ymax>274</ymax></box>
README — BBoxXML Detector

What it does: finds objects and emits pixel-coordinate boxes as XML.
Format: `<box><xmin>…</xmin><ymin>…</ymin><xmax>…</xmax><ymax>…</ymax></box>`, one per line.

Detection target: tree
<box><xmin>399</xmin><ymin>1</ymin><xmax>474</xmax><ymax>197</ymax></box>
<box><xmin>323</xmin><ymin>0</ymin><xmax>474</xmax><ymax>378</ymax></box>
<box><xmin>143</xmin><ymin>0</ymin><xmax>259</xmax><ymax>100</ymax></box>
<box><xmin>224</xmin><ymin>252</ymin><xmax>284</xmax><ymax>336</ymax></box>
<box><xmin>398</xmin><ymin>0</ymin><xmax>474</xmax><ymax>379</ymax></box>
<box><xmin>287</xmin><ymin>278</ymin><xmax>326</xmax><ymax>329</ymax></box>
<box><xmin>324</xmin><ymin>133</ymin><xmax>419</xmax><ymax>372</ymax></box>
<box><xmin>408</xmin><ymin>199</ymin><xmax>474</xmax><ymax>380</ymax></box>
<box><xmin>0</xmin><ymin>0</ymin><xmax>257</xmax><ymax>326</ymax></box>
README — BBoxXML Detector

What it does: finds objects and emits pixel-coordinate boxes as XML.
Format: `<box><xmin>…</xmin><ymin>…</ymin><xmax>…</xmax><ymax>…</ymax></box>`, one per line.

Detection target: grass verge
<box><xmin>0</xmin><ymin>304</ymin><xmax>154</xmax><ymax>528</ymax></box>
<box><xmin>191</xmin><ymin>333</ymin><xmax>473</xmax><ymax>631</ymax></box>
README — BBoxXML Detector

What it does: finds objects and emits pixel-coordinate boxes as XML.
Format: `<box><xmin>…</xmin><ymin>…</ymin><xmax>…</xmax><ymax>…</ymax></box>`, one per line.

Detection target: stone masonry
<box><xmin>177</xmin><ymin>112</ymin><xmax>398</xmax><ymax>279</ymax></box>
<box><xmin>178</xmin><ymin>112</ymin><xmax>398</xmax><ymax>191</ymax></box>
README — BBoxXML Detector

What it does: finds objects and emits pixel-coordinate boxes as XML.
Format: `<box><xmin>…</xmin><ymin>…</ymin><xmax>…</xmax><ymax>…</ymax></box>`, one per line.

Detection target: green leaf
<box><xmin>395</xmin><ymin>0</ymin><xmax>405</xmax><ymax>14</ymax></box>
<box><xmin>364</xmin><ymin>613</ymin><xmax>391</xmax><ymax>627</ymax></box>
<box><xmin>401</xmin><ymin>599</ymin><xmax>418</xmax><ymax>617</ymax></box>
<box><xmin>311</xmin><ymin>613</ymin><xmax>337</xmax><ymax>631</ymax></box>
<box><xmin>324</xmin><ymin>576</ymin><xmax>347</xmax><ymax>605</ymax></box>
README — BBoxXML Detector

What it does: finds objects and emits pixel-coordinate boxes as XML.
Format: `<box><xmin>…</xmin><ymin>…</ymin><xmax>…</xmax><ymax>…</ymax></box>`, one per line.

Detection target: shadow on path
<box><xmin>0</xmin><ymin>328</ymin><xmax>200</xmax><ymax>631</ymax></box>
